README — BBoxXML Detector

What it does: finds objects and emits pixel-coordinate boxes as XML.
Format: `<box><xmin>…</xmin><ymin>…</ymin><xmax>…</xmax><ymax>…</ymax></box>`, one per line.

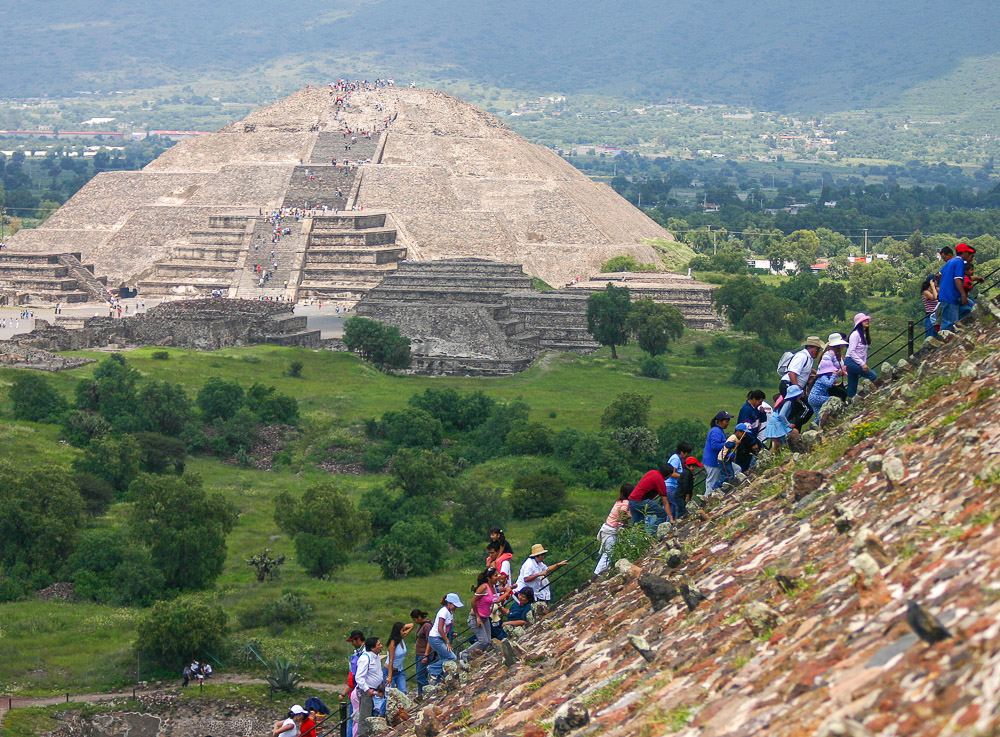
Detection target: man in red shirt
<box><xmin>627</xmin><ymin>463</ymin><xmax>677</xmax><ymax>527</ymax></box>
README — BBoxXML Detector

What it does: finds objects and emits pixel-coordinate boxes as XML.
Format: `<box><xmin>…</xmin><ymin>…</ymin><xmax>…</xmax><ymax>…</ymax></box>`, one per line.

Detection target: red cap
<box><xmin>685</xmin><ymin>457</ymin><xmax>704</xmax><ymax>468</ymax></box>
<box><xmin>956</xmin><ymin>243</ymin><xmax>975</xmax><ymax>254</ymax></box>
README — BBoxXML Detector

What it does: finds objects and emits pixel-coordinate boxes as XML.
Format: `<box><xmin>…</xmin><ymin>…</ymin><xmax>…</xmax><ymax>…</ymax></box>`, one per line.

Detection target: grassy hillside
<box><xmin>3</xmin><ymin>0</ymin><xmax>999</xmax><ymax>113</ymax></box>
<box><xmin>0</xmin><ymin>336</ymin><xmax>748</xmax><ymax>696</ymax></box>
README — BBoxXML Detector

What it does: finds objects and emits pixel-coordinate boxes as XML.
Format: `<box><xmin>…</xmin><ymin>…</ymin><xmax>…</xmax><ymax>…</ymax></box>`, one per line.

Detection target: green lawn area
<box><xmin>0</xmin><ymin>333</ymin><xmax>748</xmax><ymax>696</ymax></box>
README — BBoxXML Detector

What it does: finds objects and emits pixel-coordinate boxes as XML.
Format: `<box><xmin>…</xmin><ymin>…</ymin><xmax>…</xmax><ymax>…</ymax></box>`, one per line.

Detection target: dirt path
<box><xmin>0</xmin><ymin>674</ymin><xmax>345</xmax><ymax>725</ymax></box>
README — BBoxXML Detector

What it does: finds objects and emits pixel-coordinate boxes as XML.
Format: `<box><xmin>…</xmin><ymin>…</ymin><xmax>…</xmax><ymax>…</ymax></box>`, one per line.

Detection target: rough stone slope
<box><xmin>411</xmin><ymin>298</ymin><xmax>1000</xmax><ymax>737</ymax></box>
<box><xmin>6</xmin><ymin>86</ymin><xmax>684</xmax><ymax>292</ymax></box>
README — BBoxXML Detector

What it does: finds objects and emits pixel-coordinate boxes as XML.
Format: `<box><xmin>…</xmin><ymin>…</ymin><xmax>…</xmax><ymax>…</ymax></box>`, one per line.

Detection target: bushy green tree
<box><xmin>451</xmin><ymin>485</ymin><xmax>511</xmax><ymax>537</ymax></box>
<box><xmin>274</xmin><ymin>482</ymin><xmax>370</xmax><ymax>578</ymax></box>
<box><xmin>505</xmin><ymin>422</ymin><xmax>554</xmax><ymax>455</ymax></box>
<box><xmin>627</xmin><ymin>297</ymin><xmax>685</xmax><ymax>356</ymax></box>
<box><xmin>67</xmin><ymin>528</ymin><xmax>164</xmax><ymax>607</ymax></box>
<box><xmin>407</xmin><ymin>388</ymin><xmax>496</xmax><ymax>432</ymax></box>
<box><xmin>209</xmin><ymin>406</ymin><xmax>258</xmax><ymax>456</ymax></box>
<box><xmin>390</xmin><ymin>448</ymin><xmax>454</xmax><ymax>497</ymax></box>
<box><xmin>247</xmin><ymin>383</ymin><xmax>300</xmax><ymax>425</ymax></box>
<box><xmin>343</xmin><ymin>317</ymin><xmax>411</xmax><ymax>371</ymax></box>
<box><xmin>197</xmin><ymin>377</ymin><xmax>245</xmax><ymax>422</ymax></box>
<box><xmin>808</xmin><ymin>281</ymin><xmax>850</xmax><ymax>321</ymax></box>
<box><xmin>374</xmin><ymin>408</ymin><xmax>443</xmax><ymax>449</ymax></box>
<box><xmin>468</xmin><ymin>401</ymin><xmax>531</xmax><ymax>459</ymax></box>
<box><xmin>509</xmin><ymin>473</ymin><xmax>566</xmax><ymax>519</ymax></box>
<box><xmin>128</xmin><ymin>473</ymin><xmax>237</xmax><ymax>592</ymax></box>
<box><xmin>0</xmin><ymin>463</ymin><xmax>85</xmax><ymax>585</ymax></box>
<box><xmin>136</xmin><ymin>598</ymin><xmax>227</xmax><ymax>666</ymax></box>
<box><xmin>712</xmin><ymin>275</ymin><xmax>768</xmax><ymax>325</ymax></box>
<box><xmin>738</xmin><ymin>294</ymin><xmax>804</xmax><ymax>345</ymax></box>
<box><xmin>9</xmin><ymin>372</ymin><xmax>67</xmax><ymax>422</ymax></box>
<box><xmin>136</xmin><ymin>381</ymin><xmax>193</xmax><ymax>437</ymax></box>
<box><xmin>656</xmin><ymin>419</ymin><xmax>708</xmax><ymax>461</ymax></box>
<box><xmin>60</xmin><ymin>410</ymin><xmax>111</xmax><ymax>447</ymax></box>
<box><xmin>586</xmin><ymin>283</ymin><xmax>631</xmax><ymax>358</ymax></box>
<box><xmin>600</xmin><ymin>391</ymin><xmax>652</xmax><ymax>430</ymax></box>
<box><xmin>376</xmin><ymin>520</ymin><xmax>446</xmax><ymax>579</ymax></box>
<box><xmin>75</xmin><ymin>354</ymin><xmax>140</xmax><ymax>430</ymax></box>
<box><xmin>569</xmin><ymin>433</ymin><xmax>631</xmax><ymax>489</ymax></box>
<box><xmin>74</xmin><ymin>472</ymin><xmax>115</xmax><ymax>516</ymax></box>
<box><xmin>73</xmin><ymin>433</ymin><xmax>141</xmax><ymax>495</ymax></box>
<box><xmin>134</xmin><ymin>432</ymin><xmax>187</xmax><ymax>474</ymax></box>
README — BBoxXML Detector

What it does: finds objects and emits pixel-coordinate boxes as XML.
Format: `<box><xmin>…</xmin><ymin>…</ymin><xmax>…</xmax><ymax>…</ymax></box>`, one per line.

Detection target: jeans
<box><xmin>666</xmin><ymin>490</ymin><xmax>687</xmax><ymax>520</ymax></box>
<box><xmin>426</xmin><ymin>636</ymin><xmax>455</xmax><ymax>682</ymax></box>
<box><xmin>378</xmin><ymin>668</ymin><xmax>406</xmax><ymax>715</ymax></box>
<box><xmin>462</xmin><ymin>612</ymin><xmax>492</xmax><ymax>659</ymax></box>
<box><xmin>594</xmin><ymin>523</ymin><xmax>618</xmax><ymax>575</ymax></box>
<box><xmin>940</xmin><ymin>301</ymin><xmax>960</xmax><ymax>332</ymax></box>
<box><xmin>845</xmin><ymin>357</ymin><xmax>877</xmax><ymax>398</ymax></box>
<box><xmin>415</xmin><ymin>656</ymin><xmax>428</xmax><ymax>696</ymax></box>
<box><xmin>924</xmin><ymin>314</ymin><xmax>936</xmax><ymax>338</ymax></box>
<box><xmin>705</xmin><ymin>465</ymin><xmax>721</xmax><ymax>494</ymax></box>
<box><xmin>627</xmin><ymin>498</ymin><xmax>669</xmax><ymax>529</ymax></box>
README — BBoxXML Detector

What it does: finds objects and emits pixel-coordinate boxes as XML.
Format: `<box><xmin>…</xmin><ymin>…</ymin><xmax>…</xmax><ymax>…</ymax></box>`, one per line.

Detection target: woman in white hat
<box><xmin>807</xmin><ymin>332</ymin><xmax>849</xmax><ymax>424</ymax></box>
<box><xmin>273</xmin><ymin>704</ymin><xmax>308</xmax><ymax>736</ymax></box>
<box><xmin>424</xmin><ymin>593</ymin><xmax>462</xmax><ymax>683</ymax></box>
<box><xmin>514</xmin><ymin>544</ymin><xmax>568</xmax><ymax>604</ymax></box>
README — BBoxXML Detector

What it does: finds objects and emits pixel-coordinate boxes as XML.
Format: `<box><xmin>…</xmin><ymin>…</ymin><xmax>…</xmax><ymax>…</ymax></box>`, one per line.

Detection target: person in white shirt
<box><xmin>354</xmin><ymin>638</ymin><xmax>384</xmax><ymax>737</ymax></box>
<box><xmin>424</xmin><ymin>593</ymin><xmax>462</xmax><ymax>683</ymax></box>
<box><xmin>780</xmin><ymin>337</ymin><xmax>824</xmax><ymax>394</ymax></box>
<box><xmin>515</xmin><ymin>544</ymin><xmax>568</xmax><ymax>604</ymax></box>
<box><xmin>273</xmin><ymin>704</ymin><xmax>307</xmax><ymax>736</ymax></box>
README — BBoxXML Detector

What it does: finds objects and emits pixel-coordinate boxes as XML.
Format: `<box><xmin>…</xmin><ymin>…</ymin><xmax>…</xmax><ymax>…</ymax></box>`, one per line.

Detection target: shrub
<box><xmin>361</xmin><ymin>444</ymin><xmax>390</xmax><ymax>472</ymax></box>
<box><xmin>136</xmin><ymin>381</ymin><xmax>193</xmax><ymax>437</ymax></box>
<box><xmin>569</xmin><ymin>433</ymin><xmax>631</xmax><ymax>489</ymax></box>
<box><xmin>376</xmin><ymin>408</ymin><xmax>443</xmax><ymax>449</ymax></box>
<box><xmin>610</xmin><ymin>426</ymin><xmax>658</xmax><ymax>460</ymax></box>
<box><xmin>693</xmin><ymin>344</ymin><xmax>707</xmax><ymax>357</ymax></box>
<box><xmin>376</xmin><ymin>520</ymin><xmax>446</xmax><ymax>579</ymax></box>
<box><xmin>60</xmin><ymin>410</ymin><xmax>111</xmax><ymax>447</ymax></box>
<box><xmin>197</xmin><ymin>377</ymin><xmax>245</xmax><ymax>422</ymax></box>
<box><xmin>600</xmin><ymin>391</ymin><xmax>652</xmax><ymax>430</ymax></box>
<box><xmin>408</xmin><ymin>388</ymin><xmax>498</xmax><ymax>433</ymax></box>
<box><xmin>610</xmin><ymin>524</ymin><xmax>655</xmax><ymax>563</ymax></box>
<box><xmin>600</xmin><ymin>254</ymin><xmax>657</xmax><ymax>272</ymax></box>
<box><xmin>505</xmin><ymin>422</ymin><xmax>554</xmax><ymax>455</ymax></box>
<box><xmin>74</xmin><ymin>472</ymin><xmax>115</xmax><ymax>516</ymax></box>
<box><xmin>452</xmin><ymin>485</ymin><xmax>511</xmax><ymax>537</ymax></box>
<box><xmin>274</xmin><ymin>482</ymin><xmax>370</xmax><ymax>577</ymax></box>
<box><xmin>209</xmin><ymin>406</ymin><xmax>258</xmax><ymax>456</ymax></box>
<box><xmin>467</xmin><ymin>401</ymin><xmax>531</xmax><ymax>459</ymax></box>
<box><xmin>509</xmin><ymin>473</ymin><xmax>566</xmax><ymax>519</ymax></box>
<box><xmin>287</xmin><ymin>360</ymin><xmax>304</xmax><ymax>378</ymax></box>
<box><xmin>293</xmin><ymin>533</ymin><xmax>346</xmax><ymax>578</ymax></box>
<box><xmin>247</xmin><ymin>384</ymin><xmax>300</xmax><ymax>425</ymax></box>
<box><xmin>729</xmin><ymin>342</ymin><xmax>779</xmax><ymax>389</ymax></box>
<box><xmin>150</xmin><ymin>351</ymin><xmax>170</xmax><ymax>360</ymax></box>
<box><xmin>639</xmin><ymin>355</ymin><xmax>670</xmax><ymax>380</ymax></box>
<box><xmin>655</xmin><ymin>419</ymin><xmax>708</xmax><ymax>463</ymax></box>
<box><xmin>359</xmin><ymin>486</ymin><xmax>403</xmax><ymax>538</ymax></box>
<box><xmin>0</xmin><ymin>577</ymin><xmax>27</xmax><ymax>603</ymax></box>
<box><xmin>266</xmin><ymin>657</ymin><xmax>303</xmax><ymax>692</ymax></box>
<box><xmin>74</xmin><ymin>354</ymin><xmax>140</xmax><ymax>430</ymax></box>
<box><xmin>343</xmin><ymin>317</ymin><xmax>411</xmax><ymax>371</ymax></box>
<box><xmin>73</xmin><ymin>434</ymin><xmax>142</xmax><ymax>495</ymax></box>
<box><xmin>67</xmin><ymin>528</ymin><xmax>164</xmax><ymax>607</ymax></box>
<box><xmin>711</xmin><ymin>335</ymin><xmax>732</xmax><ymax>351</ymax></box>
<box><xmin>9</xmin><ymin>372</ymin><xmax>67</xmax><ymax>423</ymax></box>
<box><xmin>136</xmin><ymin>598</ymin><xmax>227</xmax><ymax>666</ymax></box>
<box><xmin>134</xmin><ymin>432</ymin><xmax>187</xmax><ymax>474</ymax></box>
<box><xmin>390</xmin><ymin>448</ymin><xmax>454</xmax><ymax>497</ymax></box>
<box><xmin>551</xmin><ymin>428</ymin><xmax>584</xmax><ymax>460</ymax></box>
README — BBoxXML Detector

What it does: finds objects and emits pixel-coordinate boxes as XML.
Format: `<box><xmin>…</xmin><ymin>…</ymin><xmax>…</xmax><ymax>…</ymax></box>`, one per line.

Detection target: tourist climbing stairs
<box><xmin>232</xmin><ymin>217</ymin><xmax>307</xmax><ymax>301</ymax></box>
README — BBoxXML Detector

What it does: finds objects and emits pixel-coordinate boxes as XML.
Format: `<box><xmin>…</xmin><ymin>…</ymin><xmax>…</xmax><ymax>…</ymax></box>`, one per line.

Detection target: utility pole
<box><xmin>863</xmin><ymin>228</ymin><xmax>868</xmax><ymax>259</ymax></box>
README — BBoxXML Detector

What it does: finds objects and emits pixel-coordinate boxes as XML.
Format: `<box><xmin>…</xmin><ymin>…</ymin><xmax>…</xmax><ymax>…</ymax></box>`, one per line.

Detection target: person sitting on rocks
<box><xmin>503</xmin><ymin>588</ymin><xmax>535</xmax><ymax>635</ymax></box>
<box><xmin>515</xmin><ymin>544</ymin><xmax>568</xmax><ymax>608</ymax></box>
<box><xmin>627</xmin><ymin>464</ymin><xmax>676</xmax><ymax>530</ymax></box>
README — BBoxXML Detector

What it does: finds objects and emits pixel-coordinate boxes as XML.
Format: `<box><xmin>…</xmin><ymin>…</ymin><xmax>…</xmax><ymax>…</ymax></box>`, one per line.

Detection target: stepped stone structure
<box><xmin>355</xmin><ymin>259</ymin><xmax>720</xmax><ymax>375</ymax></box>
<box><xmin>569</xmin><ymin>271</ymin><xmax>725</xmax><ymax>330</ymax></box>
<box><xmin>2</xmin><ymin>86</ymin><xmax>688</xmax><ymax>302</ymax></box>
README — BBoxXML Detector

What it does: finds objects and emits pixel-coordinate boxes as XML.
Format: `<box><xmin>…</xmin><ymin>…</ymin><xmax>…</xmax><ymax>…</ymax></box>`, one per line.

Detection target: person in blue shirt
<box><xmin>702</xmin><ymin>411</ymin><xmax>732</xmax><ymax>494</ymax></box>
<box><xmin>504</xmin><ymin>588</ymin><xmax>535</xmax><ymax>631</ymax></box>
<box><xmin>938</xmin><ymin>244</ymin><xmax>975</xmax><ymax>331</ymax></box>
<box><xmin>737</xmin><ymin>390</ymin><xmax>767</xmax><ymax>437</ymax></box>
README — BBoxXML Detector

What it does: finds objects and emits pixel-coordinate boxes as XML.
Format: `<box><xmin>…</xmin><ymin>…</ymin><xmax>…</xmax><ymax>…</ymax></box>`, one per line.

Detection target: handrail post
<box><xmin>907</xmin><ymin>320</ymin><xmax>914</xmax><ymax>357</ymax></box>
<box><xmin>340</xmin><ymin>699</ymin><xmax>349</xmax><ymax>737</ymax></box>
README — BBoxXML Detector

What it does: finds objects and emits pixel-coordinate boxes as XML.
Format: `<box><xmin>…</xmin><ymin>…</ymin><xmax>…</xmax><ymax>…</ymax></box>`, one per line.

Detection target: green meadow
<box><xmin>0</xmin><ymin>333</ymin><xmax>748</xmax><ymax>697</ymax></box>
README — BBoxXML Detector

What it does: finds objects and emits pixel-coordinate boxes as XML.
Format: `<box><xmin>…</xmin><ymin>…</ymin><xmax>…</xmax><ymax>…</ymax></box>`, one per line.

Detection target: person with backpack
<box><xmin>778</xmin><ymin>337</ymin><xmax>824</xmax><ymax>396</ymax></box>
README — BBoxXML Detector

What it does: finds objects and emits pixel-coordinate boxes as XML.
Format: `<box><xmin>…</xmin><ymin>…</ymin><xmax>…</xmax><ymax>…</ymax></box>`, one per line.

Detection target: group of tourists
<box><xmin>921</xmin><ymin>244</ymin><xmax>983</xmax><ymax>336</ymax></box>
<box><xmin>337</xmin><ymin>530</ymin><xmax>567</xmax><ymax>737</ymax></box>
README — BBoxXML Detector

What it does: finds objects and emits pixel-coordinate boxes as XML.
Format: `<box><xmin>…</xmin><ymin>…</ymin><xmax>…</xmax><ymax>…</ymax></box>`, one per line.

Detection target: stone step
<box><xmin>363</xmin><ymin>286</ymin><xmax>510</xmax><ymax>303</ymax></box>
<box><xmin>396</xmin><ymin>261</ymin><xmax>527</xmax><ymax>276</ymax></box>
<box><xmin>0</xmin><ymin>253</ymin><xmax>64</xmax><ymax>265</ymax></box>
<box><xmin>303</xmin><ymin>264</ymin><xmax>398</xmax><ymax>279</ymax></box>
<box><xmin>305</xmin><ymin>247</ymin><xmax>407</xmax><ymax>265</ymax></box>
<box><xmin>189</xmin><ymin>231</ymin><xmax>245</xmax><ymax>246</ymax></box>
<box><xmin>311</xmin><ymin>213</ymin><xmax>387</xmax><ymax>230</ymax></box>
<box><xmin>375</xmin><ymin>275</ymin><xmax>533</xmax><ymax>290</ymax></box>
<box><xmin>154</xmin><ymin>261</ymin><xmax>243</xmax><ymax>276</ymax></box>
<box><xmin>0</xmin><ymin>264</ymin><xmax>70</xmax><ymax>277</ymax></box>
<box><xmin>308</xmin><ymin>229</ymin><xmax>397</xmax><ymax>247</ymax></box>
<box><xmin>2</xmin><ymin>276</ymin><xmax>81</xmax><ymax>291</ymax></box>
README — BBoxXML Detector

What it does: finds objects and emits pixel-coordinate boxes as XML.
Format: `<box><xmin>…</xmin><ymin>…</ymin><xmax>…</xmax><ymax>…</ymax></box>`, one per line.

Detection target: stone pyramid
<box><xmin>6</xmin><ymin>86</ymin><xmax>682</xmax><ymax>301</ymax></box>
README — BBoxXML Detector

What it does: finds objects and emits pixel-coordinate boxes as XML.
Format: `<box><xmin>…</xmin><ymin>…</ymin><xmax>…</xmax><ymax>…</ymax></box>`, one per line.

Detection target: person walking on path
<box><xmin>425</xmin><ymin>593</ymin><xmax>462</xmax><ymax>683</ymax></box>
<box><xmin>383</xmin><ymin>622</ymin><xmax>412</xmax><ymax>703</ymax></box>
<box><xmin>515</xmin><ymin>544</ymin><xmax>568</xmax><ymax>606</ymax></box>
<box><xmin>703</xmin><ymin>411</ymin><xmax>732</xmax><ymax>494</ymax></box>
<box><xmin>594</xmin><ymin>485</ymin><xmax>631</xmax><ymax>576</ymax></box>
<box><xmin>845</xmin><ymin>313</ymin><xmax>877</xmax><ymax>397</ymax></box>
<box><xmin>626</xmin><ymin>464</ymin><xmax>677</xmax><ymax>529</ymax></box>
<box><xmin>808</xmin><ymin>333</ymin><xmax>849</xmax><ymax>423</ymax></box>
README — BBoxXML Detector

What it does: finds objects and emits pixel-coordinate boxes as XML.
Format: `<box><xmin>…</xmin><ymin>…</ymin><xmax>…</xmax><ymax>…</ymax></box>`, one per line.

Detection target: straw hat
<box><xmin>529</xmin><ymin>543</ymin><xmax>549</xmax><ymax>557</ymax></box>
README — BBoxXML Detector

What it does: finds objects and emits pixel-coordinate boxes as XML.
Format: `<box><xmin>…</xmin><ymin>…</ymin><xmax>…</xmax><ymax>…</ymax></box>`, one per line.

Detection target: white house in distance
<box><xmin>747</xmin><ymin>254</ymin><xmax>888</xmax><ymax>274</ymax></box>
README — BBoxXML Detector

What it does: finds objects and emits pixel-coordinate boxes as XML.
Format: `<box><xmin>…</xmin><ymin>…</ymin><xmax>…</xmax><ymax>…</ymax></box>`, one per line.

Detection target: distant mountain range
<box><xmin>3</xmin><ymin>0</ymin><xmax>999</xmax><ymax>112</ymax></box>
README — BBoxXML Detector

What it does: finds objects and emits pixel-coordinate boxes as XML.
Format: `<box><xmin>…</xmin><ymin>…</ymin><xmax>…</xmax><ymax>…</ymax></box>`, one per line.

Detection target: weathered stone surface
<box><xmin>637</xmin><ymin>573</ymin><xmax>677</xmax><ymax>610</ymax></box>
<box><xmin>553</xmin><ymin>704</ymin><xmax>590</xmax><ymax>736</ymax></box>
<box><xmin>386</xmin><ymin>687</ymin><xmax>413</xmax><ymax>726</ymax></box>
<box><xmin>791</xmin><ymin>470</ymin><xmax>825</xmax><ymax>500</ymax></box>
<box><xmin>680</xmin><ymin>583</ymin><xmax>706</xmax><ymax>611</ymax></box>
<box><xmin>742</xmin><ymin>601</ymin><xmax>782</xmax><ymax>635</ymax></box>
<box><xmin>614</xmin><ymin>559</ymin><xmax>640</xmax><ymax>578</ymax></box>
<box><xmin>865</xmin><ymin>454</ymin><xmax>883</xmax><ymax>473</ymax></box>
<box><xmin>800</xmin><ymin>429</ymin><xmax>822</xmax><ymax>449</ymax></box>
<box><xmin>663</xmin><ymin>547</ymin><xmax>684</xmax><ymax>568</ymax></box>
<box><xmin>414</xmin><ymin>706</ymin><xmax>443</xmax><ymax>737</ymax></box>
<box><xmin>959</xmin><ymin>360</ymin><xmax>977</xmax><ymax>379</ymax></box>
<box><xmin>880</xmin><ymin>361</ymin><xmax>894</xmax><ymax>380</ymax></box>
<box><xmin>882</xmin><ymin>455</ymin><xmax>906</xmax><ymax>483</ymax></box>
<box><xmin>656</xmin><ymin>522</ymin><xmax>673</xmax><ymax>541</ymax></box>
<box><xmin>818</xmin><ymin>396</ymin><xmax>844</xmax><ymax>423</ymax></box>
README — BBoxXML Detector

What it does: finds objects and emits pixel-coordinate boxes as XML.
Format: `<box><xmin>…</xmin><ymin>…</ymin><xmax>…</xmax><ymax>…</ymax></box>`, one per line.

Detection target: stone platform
<box><xmin>355</xmin><ymin>259</ymin><xmax>721</xmax><ymax>375</ymax></box>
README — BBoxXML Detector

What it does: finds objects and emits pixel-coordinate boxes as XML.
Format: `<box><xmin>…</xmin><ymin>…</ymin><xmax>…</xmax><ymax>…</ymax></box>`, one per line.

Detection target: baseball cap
<box><xmin>685</xmin><ymin>457</ymin><xmax>704</xmax><ymax>468</ymax></box>
<box><xmin>445</xmin><ymin>592</ymin><xmax>464</xmax><ymax>608</ymax></box>
<box><xmin>735</xmin><ymin>423</ymin><xmax>749</xmax><ymax>433</ymax></box>
<box><xmin>345</xmin><ymin>629</ymin><xmax>364</xmax><ymax>641</ymax></box>
<box><xmin>290</xmin><ymin>705</ymin><xmax>308</xmax><ymax>715</ymax></box>
<box><xmin>713</xmin><ymin>410</ymin><xmax>733</xmax><ymax>421</ymax></box>
<box><xmin>956</xmin><ymin>243</ymin><xmax>976</xmax><ymax>254</ymax></box>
